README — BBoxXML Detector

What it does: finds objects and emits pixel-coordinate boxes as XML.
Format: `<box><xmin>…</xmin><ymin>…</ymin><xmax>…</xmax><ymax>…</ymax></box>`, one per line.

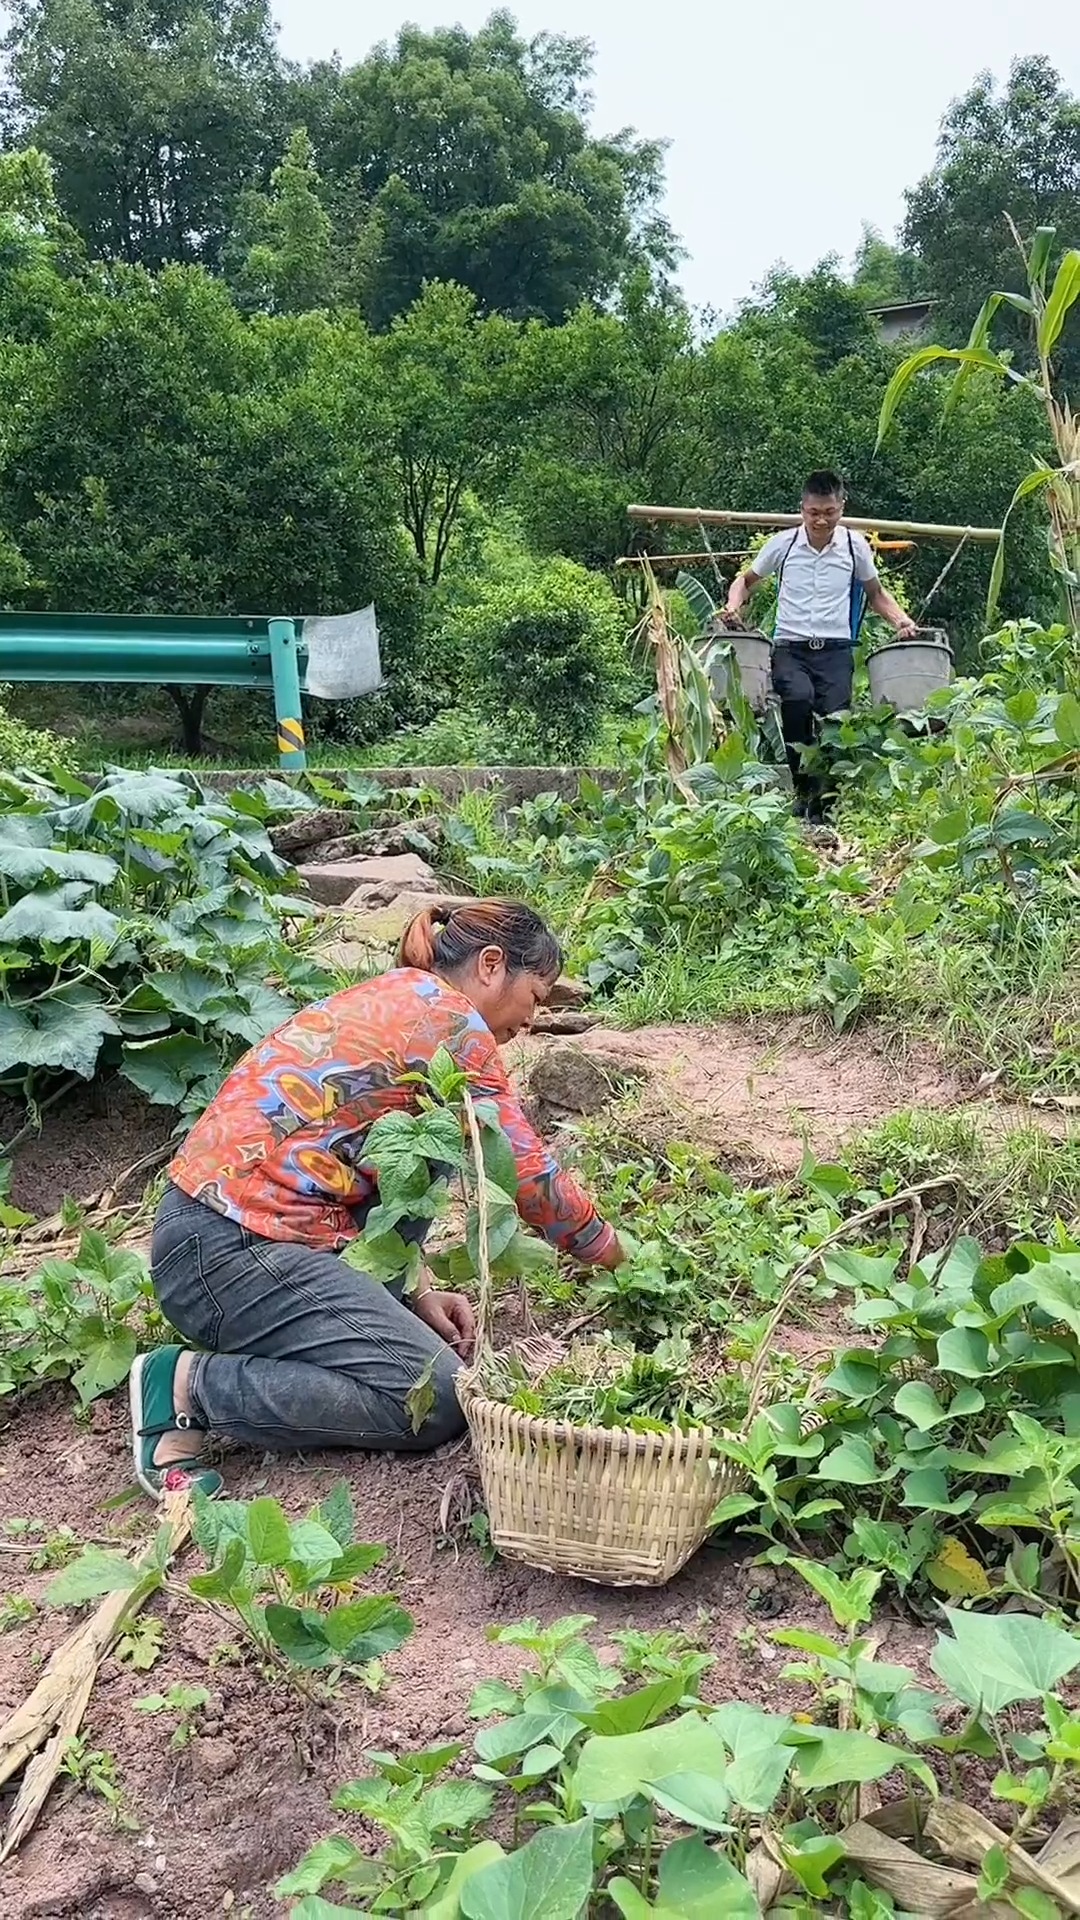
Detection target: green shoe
<box><xmin>129</xmin><ymin>1347</ymin><xmax>223</xmax><ymax>1500</ymax></box>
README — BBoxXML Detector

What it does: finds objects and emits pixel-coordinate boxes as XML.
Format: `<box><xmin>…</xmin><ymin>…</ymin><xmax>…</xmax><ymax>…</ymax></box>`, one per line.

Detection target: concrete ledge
<box><xmin>200</xmin><ymin>766</ymin><xmax>627</xmax><ymax>804</ymax></box>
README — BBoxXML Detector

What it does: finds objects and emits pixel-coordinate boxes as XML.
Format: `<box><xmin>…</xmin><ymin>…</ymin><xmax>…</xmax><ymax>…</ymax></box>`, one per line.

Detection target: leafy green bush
<box><xmin>728</xmin><ymin>1230</ymin><xmax>1080</xmax><ymax>1606</ymax></box>
<box><xmin>0</xmin><ymin>689</ymin><xmax>68</xmax><ymax>777</ymax></box>
<box><xmin>0</xmin><ymin>765</ymin><xmax>332</xmax><ymax>1119</ymax></box>
<box><xmin>0</xmin><ymin>1229</ymin><xmax>164</xmax><ymax>1405</ymax></box>
<box><xmin>355</xmin><ymin>707</ymin><xmax>524</xmax><ymax>768</ymax></box>
<box><xmin>447</xmin><ymin>774</ymin><xmax>868</xmax><ymax>1014</ymax></box>
<box><xmin>458</xmin><ymin>557</ymin><xmax>626</xmax><ymax>762</ymax></box>
<box><xmin>48</xmin><ymin>1482</ymin><xmax>413</xmax><ymax>1694</ymax></box>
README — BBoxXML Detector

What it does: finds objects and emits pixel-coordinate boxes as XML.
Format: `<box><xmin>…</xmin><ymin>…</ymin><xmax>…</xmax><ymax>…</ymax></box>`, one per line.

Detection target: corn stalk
<box><xmin>637</xmin><ymin>558</ymin><xmax>721</xmax><ymax>800</ymax></box>
<box><xmin>876</xmin><ymin>219</ymin><xmax>1080</xmax><ymax>665</ymax></box>
<box><xmin>0</xmin><ymin>1490</ymin><xmax>193</xmax><ymax>1860</ymax></box>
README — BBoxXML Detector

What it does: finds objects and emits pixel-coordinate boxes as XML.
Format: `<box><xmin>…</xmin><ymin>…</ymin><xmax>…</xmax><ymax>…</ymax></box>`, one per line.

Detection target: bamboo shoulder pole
<box><xmin>627</xmin><ymin>504</ymin><xmax>1002</xmax><ymax>545</ymax></box>
<box><xmin>616</xmin><ymin>550</ymin><xmax>752</xmax><ymax>568</ymax></box>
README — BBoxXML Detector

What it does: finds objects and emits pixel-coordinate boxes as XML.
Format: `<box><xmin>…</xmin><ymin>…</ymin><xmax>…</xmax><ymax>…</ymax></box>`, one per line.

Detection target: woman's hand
<box><xmin>594</xmin><ymin>1231</ymin><xmax>641</xmax><ymax>1271</ymax></box>
<box><xmin>415</xmin><ymin>1288</ymin><xmax>476</xmax><ymax>1358</ymax></box>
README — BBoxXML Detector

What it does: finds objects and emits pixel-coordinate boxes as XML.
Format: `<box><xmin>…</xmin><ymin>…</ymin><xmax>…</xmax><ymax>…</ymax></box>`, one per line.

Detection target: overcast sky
<box><xmin>272</xmin><ymin>0</ymin><xmax>1079</xmax><ymax>316</ymax></box>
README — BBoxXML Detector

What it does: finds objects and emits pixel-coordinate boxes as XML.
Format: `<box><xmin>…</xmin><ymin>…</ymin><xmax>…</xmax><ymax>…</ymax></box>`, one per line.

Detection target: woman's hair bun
<box><xmin>397</xmin><ymin>897</ymin><xmax>562</xmax><ymax>981</ymax></box>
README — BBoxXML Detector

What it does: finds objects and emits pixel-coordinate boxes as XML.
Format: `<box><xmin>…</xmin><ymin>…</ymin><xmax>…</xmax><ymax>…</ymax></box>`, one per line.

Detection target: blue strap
<box><xmin>848</xmin><ymin>530</ymin><xmax>867</xmax><ymax>640</ymax></box>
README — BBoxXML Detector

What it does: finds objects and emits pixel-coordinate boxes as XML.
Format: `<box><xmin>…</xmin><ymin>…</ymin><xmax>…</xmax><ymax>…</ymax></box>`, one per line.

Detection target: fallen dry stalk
<box><xmin>925</xmin><ymin>1799</ymin><xmax>1080</xmax><ymax>1914</ymax></box>
<box><xmin>749</xmin><ymin>1798</ymin><xmax>1080</xmax><ymax>1917</ymax></box>
<box><xmin>0</xmin><ymin>1489</ymin><xmax>192</xmax><ymax>1861</ymax></box>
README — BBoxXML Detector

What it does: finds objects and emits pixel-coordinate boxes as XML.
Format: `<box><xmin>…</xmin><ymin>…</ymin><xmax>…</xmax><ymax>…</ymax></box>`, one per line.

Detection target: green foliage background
<box><xmin>0</xmin><ymin>19</ymin><xmax>1078</xmax><ymax>755</ymax></box>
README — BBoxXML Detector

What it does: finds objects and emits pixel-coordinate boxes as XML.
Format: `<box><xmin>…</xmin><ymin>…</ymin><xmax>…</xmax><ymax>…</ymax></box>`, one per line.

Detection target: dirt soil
<box><xmin>0</xmin><ymin>1388</ymin><xmax>940</xmax><ymax>1920</ymax></box>
<box><xmin>1</xmin><ymin>1080</ymin><xmax>176</xmax><ymax>1221</ymax></box>
<box><xmin>515</xmin><ymin>1017</ymin><xmax>964</xmax><ymax>1176</ymax></box>
<box><xmin>0</xmin><ymin>1019</ymin><xmax>1049</xmax><ymax>1916</ymax></box>
<box><xmin>2</xmin><ymin>1019</ymin><xmax>1045</xmax><ymax>1220</ymax></box>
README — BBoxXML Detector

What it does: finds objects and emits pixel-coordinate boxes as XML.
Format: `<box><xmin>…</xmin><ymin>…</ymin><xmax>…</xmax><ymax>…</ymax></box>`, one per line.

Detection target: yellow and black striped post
<box><xmin>268</xmin><ymin>618</ymin><xmax>307</xmax><ymax>772</ymax></box>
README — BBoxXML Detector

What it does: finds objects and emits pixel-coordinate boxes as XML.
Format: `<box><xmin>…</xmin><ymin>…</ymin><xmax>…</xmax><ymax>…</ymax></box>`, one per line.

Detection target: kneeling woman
<box><xmin>131</xmin><ymin>898</ymin><xmax>626</xmax><ymax>1498</ymax></box>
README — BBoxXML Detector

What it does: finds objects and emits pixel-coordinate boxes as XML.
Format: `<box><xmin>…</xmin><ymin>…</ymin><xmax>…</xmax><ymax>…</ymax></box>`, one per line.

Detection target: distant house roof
<box><xmin>865</xmin><ymin>299</ymin><xmax>935</xmax><ymax>317</ymax></box>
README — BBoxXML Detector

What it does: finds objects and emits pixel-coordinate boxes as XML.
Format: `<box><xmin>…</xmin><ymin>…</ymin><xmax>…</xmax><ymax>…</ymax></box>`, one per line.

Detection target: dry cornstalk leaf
<box><xmin>1037</xmin><ymin>1814</ymin><xmax>1080</xmax><ymax>1897</ymax></box>
<box><xmin>860</xmin><ymin>1800</ymin><xmax>922</xmax><ymax>1838</ymax></box>
<box><xmin>436</xmin><ymin>1470</ymin><xmax>478</xmax><ymax>1540</ymax></box>
<box><xmin>925</xmin><ymin>1800</ymin><xmax>1080</xmax><ymax>1915</ymax></box>
<box><xmin>640</xmin><ymin>561</ymin><xmax>699</xmax><ymax>800</ymax></box>
<box><xmin>0</xmin><ymin>1490</ymin><xmax>193</xmax><ymax>1861</ymax></box>
<box><xmin>0</xmin><ymin>1663</ymin><xmax>98</xmax><ymax>1859</ymax></box>
<box><xmin>744</xmin><ymin>1835</ymin><xmax>785</xmax><ymax>1912</ymax></box>
<box><xmin>0</xmin><ymin>1618</ymin><xmax>100</xmax><ymax>1793</ymax></box>
<box><xmin>840</xmin><ymin>1816</ymin><xmax>981</xmax><ymax>1917</ymax></box>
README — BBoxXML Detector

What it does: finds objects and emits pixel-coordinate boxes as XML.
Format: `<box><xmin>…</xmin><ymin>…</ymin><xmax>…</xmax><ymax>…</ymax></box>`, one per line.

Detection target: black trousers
<box><xmin>771</xmin><ymin>642</ymin><xmax>854</xmax><ymax>804</ymax></box>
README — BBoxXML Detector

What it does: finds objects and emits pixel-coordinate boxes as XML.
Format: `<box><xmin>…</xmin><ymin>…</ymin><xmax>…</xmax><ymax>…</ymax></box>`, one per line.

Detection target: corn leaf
<box><xmin>1038</xmin><ymin>249</ymin><xmax>1080</xmax><ymax>358</ymax></box>
<box><xmin>876</xmin><ymin>346</ymin><xmax>1009</xmax><ymax>450</ymax></box>
<box><xmin>1028</xmin><ymin>226</ymin><xmax>1056</xmax><ymax>291</ymax></box>
<box><xmin>986</xmin><ymin>463</ymin><xmax>1060</xmax><ymax>626</ymax></box>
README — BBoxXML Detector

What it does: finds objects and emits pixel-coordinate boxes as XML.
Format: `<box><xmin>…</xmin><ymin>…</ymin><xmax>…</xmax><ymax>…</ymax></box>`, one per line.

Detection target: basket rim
<box><xmin>457</xmin><ymin>1374</ymin><xmax>825</xmax><ymax>1460</ymax></box>
<box><xmin>456</xmin><ymin>1378</ymin><xmax>735</xmax><ymax>1458</ymax></box>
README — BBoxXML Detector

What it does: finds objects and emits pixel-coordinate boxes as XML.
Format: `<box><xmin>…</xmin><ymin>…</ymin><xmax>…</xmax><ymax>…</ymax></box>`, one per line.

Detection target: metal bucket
<box><xmin>705</xmin><ymin>622</ymin><xmax>773</xmax><ymax>714</ymax></box>
<box><xmin>867</xmin><ymin>630</ymin><xmax>953</xmax><ymax>712</ymax></box>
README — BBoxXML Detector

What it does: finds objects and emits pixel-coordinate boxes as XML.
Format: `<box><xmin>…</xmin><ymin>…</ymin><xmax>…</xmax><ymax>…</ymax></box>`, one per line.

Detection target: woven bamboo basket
<box><xmin>456</xmin><ymin>1142</ymin><xmax>943</xmax><ymax>1586</ymax></box>
<box><xmin>457</xmin><ymin>1382</ymin><xmax>740</xmax><ymax>1586</ymax></box>
<box><xmin>453</xmin><ymin>1090</ymin><xmax>815</xmax><ymax>1587</ymax></box>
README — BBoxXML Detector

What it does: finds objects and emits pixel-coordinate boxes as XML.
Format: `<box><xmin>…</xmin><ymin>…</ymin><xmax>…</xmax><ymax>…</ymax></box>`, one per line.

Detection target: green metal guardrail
<box><xmin>0</xmin><ymin>611</ymin><xmax>310</xmax><ymax>769</ymax></box>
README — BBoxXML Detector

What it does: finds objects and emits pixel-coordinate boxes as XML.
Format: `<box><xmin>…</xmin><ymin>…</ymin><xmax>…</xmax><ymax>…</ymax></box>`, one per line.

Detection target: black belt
<box><xmin>778</xmin><ymin>637</ymin><xmax>851</xmax><ymax>653</ymax></box>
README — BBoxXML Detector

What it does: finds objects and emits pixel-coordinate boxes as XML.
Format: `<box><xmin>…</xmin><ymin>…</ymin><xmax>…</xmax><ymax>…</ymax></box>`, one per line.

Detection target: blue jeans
<box><xmin>150</xmin><ymin>1183</ymin><xmax>465</xmax><ymax>1454</ymax></box>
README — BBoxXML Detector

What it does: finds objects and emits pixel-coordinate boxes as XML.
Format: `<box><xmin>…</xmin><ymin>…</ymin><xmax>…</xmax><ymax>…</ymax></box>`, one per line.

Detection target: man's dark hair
<box><xmin>802</xmin><ymin>469</ymin><xmax>846</xmax><ymax>499</ymax></box>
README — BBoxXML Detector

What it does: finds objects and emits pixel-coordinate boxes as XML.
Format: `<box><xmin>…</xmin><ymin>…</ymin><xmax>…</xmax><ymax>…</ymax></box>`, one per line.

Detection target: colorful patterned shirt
<box><xmin>170</xmin><ymin>968</ymin><xmax>616</xmax><ymax>1263</ymax></box>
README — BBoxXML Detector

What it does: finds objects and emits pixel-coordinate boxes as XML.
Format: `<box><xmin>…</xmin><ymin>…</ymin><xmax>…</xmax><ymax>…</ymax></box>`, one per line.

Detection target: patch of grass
<box><xmin>885</xmin><ymin>898</ymin><xmax>1079</xmax><ymax>1097</ymax></box>
<box><xmin>982</xmin><ymin>1124</ymin><xmax>1080</xmax><ymax>1238</ymax></box>
<box><xmin>0</xmin><ymin>1593</ymin><xmax>35</xmax><ymax>1633</ymax></box>
<box><xmin>850</xmin><ymin>1105</ymin><xmax>1080</xmax><ymax>1240</ymax></box>
<box><xmin>608</xmin><ymin>925</ymin><xmax>842</xmax><ymax>1026</ymax></box>
<box><xmin>848</xmin><ymin>1108</ymin><xmax>984</xmax><ymax>1185</ymax></box>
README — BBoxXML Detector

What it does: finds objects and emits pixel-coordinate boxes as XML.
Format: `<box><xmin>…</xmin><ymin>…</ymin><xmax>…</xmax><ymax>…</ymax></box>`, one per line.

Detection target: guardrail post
<box><xmin>268</xmin><ymin>618</ymin><xmax>307</xmax><ymax>772</ymax></box>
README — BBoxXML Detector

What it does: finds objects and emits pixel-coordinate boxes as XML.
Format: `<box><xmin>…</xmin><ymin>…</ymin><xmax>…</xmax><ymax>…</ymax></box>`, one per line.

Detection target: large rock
<box><xmin>270</xmin><ymin>806</ymin><xmax>347</xmax><ymax>858</ymax></box>
<box><xmin>548</xmin><ymin>976</ymin><xmax>590</xmax><ymax>1010</ymax></box>
<box><xmin>528</xmin><ymin>1046</ymin><xmax>642</xmax><ymax>1117</ymax></box>
<box><xmin>312</xmin><ymin>937</ymin><xmax>376</xmax><ymax>977</ymax></box>
<box><xmin>298</xmin><ymin>852</ymin><xmax>439</xmax><ymax>906</ymax></box>
<box><xmin>295</xmin><ymin>821</ymin><xmax>441</xmax><ymax>867</ymax></box>
<box><xmin>340</xmin><ymin>887</ymin><xmax>473</xmax><ymax>936</ymax></box>
<box><xmin>271</xmin><ymin>809</ymin><xmax>441</xmax><ymax>861</ymax></box>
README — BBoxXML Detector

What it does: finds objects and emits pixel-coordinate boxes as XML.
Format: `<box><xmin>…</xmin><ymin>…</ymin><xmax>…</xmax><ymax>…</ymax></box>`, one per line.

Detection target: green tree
<box><xmin>0</xmin><ymin>259</ymin><xmax>421</xmax><ymax>746</ymax></box>
<box><xmin>850</xmin><ymin>224</ymin><xmax>924</xmax><ymax>308</ymax></box>
<box><xmin>231</xmin><ymin>127</ymin><xmax>334</xmax><ymax>315</ymax></box>
<box><xmin>376</xmin><ymin>279</ymin><xmax>530</xmax><ymax>583</ymax></box>
<box><xmin>903</xmin><ymin>57</ymin><xmax>1080</xmax><ymax>375</ymax></box>
<box><xmin>1</xmin><ymin>0</ymin><xmax>282</xmax><ymax>271</ymax></box>
<box><xmin>0</xmin><ymin>145</ymin><xmax>81</xmax><ymax>594</ymax></box>
<box><xmin>510</xmin><ymin>274</ymin><xmax>708</xmax><ymax>566</ymax></box>
<box><xmin>290</xmin><ymin>12</ymin><xmax>675</xmax><ymax>327</ymax></box>
<box><xmin>739</xmin><ymin>261</ymin><xmax>879</xmax><ymax>370</ymax></box>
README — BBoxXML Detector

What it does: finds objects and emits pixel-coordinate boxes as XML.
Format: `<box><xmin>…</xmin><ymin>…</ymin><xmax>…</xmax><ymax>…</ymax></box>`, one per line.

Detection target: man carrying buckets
<box><xmin>725</xmin><ymin>469</ymin><xmax>917</xmax><ymax>818</ymax></box>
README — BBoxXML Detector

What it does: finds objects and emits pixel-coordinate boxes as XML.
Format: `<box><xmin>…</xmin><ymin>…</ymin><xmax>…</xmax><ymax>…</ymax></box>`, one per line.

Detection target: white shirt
<box><xmin>754</xmin><ymin>525</ymin><xmax>879</xmax><ymax>642</ymax></box>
